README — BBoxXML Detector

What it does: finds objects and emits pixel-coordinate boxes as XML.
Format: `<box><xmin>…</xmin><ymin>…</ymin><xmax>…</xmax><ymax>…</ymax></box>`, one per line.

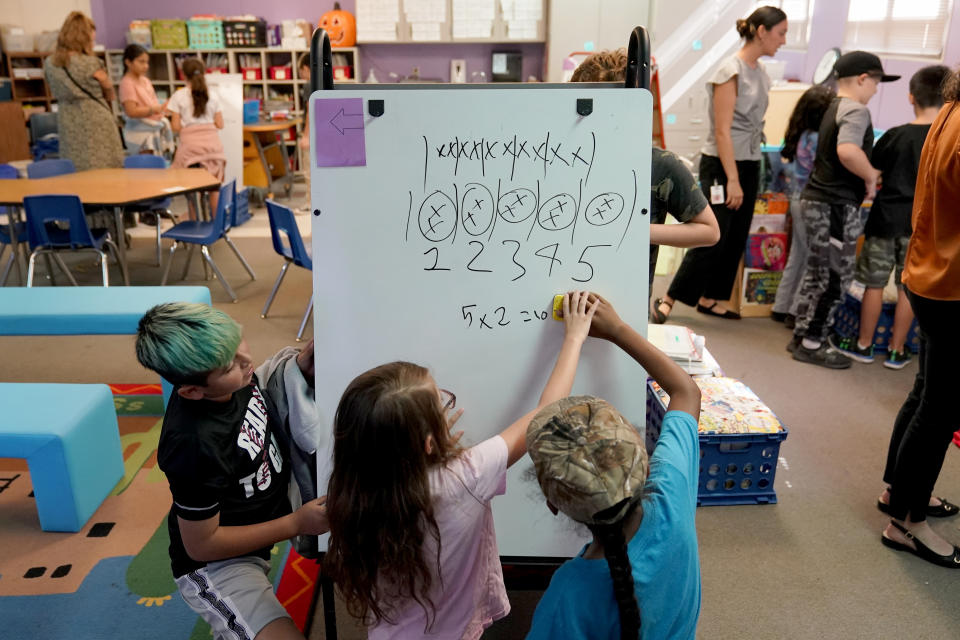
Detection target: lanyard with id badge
<box><xmin>710</xmin><ymin>180</ymin><xmax>724</xmax><ymax>205</ymax></box>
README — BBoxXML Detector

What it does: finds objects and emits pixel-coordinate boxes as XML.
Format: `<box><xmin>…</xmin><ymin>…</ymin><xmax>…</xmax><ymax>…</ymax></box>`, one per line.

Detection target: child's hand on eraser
<box><xmin>554</xmin><ymin>291</ymin><xmax>599</xmax><ymax>344</ymax></box>
<box><xmin>585</xmin><ymin>293</ymin><xmax>626</xmax><ymax>342</ymax></box>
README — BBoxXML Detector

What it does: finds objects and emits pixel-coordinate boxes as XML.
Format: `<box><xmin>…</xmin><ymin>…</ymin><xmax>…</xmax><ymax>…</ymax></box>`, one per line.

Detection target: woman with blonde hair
<box><xmin>43</xmin><ymin>11</ymin><xmax>124</xmax><ymax>171</ymax></box>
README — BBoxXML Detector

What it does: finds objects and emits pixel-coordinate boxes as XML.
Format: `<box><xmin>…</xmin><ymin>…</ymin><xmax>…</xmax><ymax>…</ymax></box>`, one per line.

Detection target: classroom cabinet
<box><xmin>355</xmin><ymin>0</ymin><xmax>546</xmax><ymax>43</ymax></box>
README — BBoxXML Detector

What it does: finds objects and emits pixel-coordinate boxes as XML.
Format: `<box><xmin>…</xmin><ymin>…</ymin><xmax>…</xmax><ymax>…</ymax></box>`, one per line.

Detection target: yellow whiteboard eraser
<box><xmin>552</xmin><ymin>294</ymin><xmax>564</xmax><ymax>321</ymax></box>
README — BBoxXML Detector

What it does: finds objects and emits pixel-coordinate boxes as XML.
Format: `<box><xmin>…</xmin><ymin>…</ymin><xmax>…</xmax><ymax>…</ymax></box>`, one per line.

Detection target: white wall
<box><xmin>545</xmin><ymin>0</ymin><xmax>652</xmax><ymax>82</ymax></box>
<box><xmin>0</xmin><ymin>0</ymin><xmax>91</xmax><ymax>36</ymax></box>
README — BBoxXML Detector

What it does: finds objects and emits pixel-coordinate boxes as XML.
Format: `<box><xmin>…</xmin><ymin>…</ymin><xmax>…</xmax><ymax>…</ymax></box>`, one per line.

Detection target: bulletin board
<box><xmin>308</xmin><ymin>82</ymin><xmax>653</xmax><ymax>558</ymax></box>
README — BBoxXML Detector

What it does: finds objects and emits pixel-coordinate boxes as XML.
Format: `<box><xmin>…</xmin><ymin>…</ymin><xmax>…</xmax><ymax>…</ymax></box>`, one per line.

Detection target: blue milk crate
<box><xmin>646</xmin><ymin>379</ymin><xmax>789</xmax><ymax>506</ymax></box>
<box><xmin>833</xmin><ymin>291</ymin><xmax>920</xmax><ymax>354</ymax></box>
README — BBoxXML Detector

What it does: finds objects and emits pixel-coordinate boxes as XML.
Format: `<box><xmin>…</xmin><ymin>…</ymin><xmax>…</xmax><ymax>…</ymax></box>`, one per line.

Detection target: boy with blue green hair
<box><xmin>136</xmin><ymin>302</ymin><xmax>327</xmax><ymax>640</ymax></box>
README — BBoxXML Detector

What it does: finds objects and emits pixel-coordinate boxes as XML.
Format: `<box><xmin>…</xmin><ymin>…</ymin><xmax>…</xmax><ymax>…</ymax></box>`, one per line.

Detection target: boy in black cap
<box><xmin>788</xmin><ymin>50</ymin><xmax>900</xmax><ymax>368</ymax></box>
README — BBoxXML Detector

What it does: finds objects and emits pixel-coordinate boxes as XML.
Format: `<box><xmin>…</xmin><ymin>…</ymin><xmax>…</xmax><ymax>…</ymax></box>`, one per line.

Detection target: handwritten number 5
<box><xmin>572</xmin><ymin>244</ymin><xmax>611</xmax><ymax>283</ymax></box>
<box><xmin>462</xmin><ymin>304</ymin><xmax>476</xmax><ymax>327</ymax></box>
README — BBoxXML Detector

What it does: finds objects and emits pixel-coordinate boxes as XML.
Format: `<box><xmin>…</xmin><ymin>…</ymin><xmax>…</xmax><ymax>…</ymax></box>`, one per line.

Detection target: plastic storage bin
<box><xmin>150</xmin><ymin>20</ymin><xmax>189</xmax><ymax>50</ymax></box>
<box><xmin>241</xmin><ymin>67</ymin><xmax>262</xmax><ymax>80</ymax></box>
<box><xmin>243</xmin><ymin>99</ymin><xmax>260</xmax><ymax>124</ymax></box>
<box><xmin>223</xmin><ymin>19</ymin><xmax>267</xmax><ymax>47</ymax></box>
<box><xmin>832</xmin><ymin>290</ymin><xmax>920</xmax><ymax>354</ymax></box>
<box><xmin>1</xmin><ymin>27</ymin><xmax>32</xmax><ymax>52</ymax></box>
<box><xmin>269</xmin><ymin>66</ymin><xmax>291</xmax><ymax>80</ymax></box>
<box><xmin>187</xmin><ymin>17</ymin><xmax>224</xmax><ymax>50</ymax></box>
<box><xmin>646</xmin><ymin>379</ymin><xmax>789</xmax><ymax>506</ymax></box>
<box><xmin>127</xmin><ymin>20</ymin><xmax>152</xmax><ymax>48</ymax></box>
<box><xmin>333</xmin><ymin>66</ymin><xmax>353</xmax><ymax>80</ymax></box>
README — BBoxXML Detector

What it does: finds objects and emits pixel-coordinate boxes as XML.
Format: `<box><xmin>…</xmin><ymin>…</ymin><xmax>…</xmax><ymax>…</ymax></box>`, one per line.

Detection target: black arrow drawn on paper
<box><xmin>329</xmin><ymin>108</ymin><xmax>363</xmax><ymax>134</ymax></box>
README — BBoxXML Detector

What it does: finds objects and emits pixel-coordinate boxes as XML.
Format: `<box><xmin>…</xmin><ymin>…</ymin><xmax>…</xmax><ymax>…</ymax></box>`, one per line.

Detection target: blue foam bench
<box><xmin>0</xmin><ymin>286</ymin><xmax>212</xmax><ymax>406</ymax></box>
<box><xmin>0</xmin><ymin>383</ymin><xmax>124</xmax><ymax>532</ymax></box>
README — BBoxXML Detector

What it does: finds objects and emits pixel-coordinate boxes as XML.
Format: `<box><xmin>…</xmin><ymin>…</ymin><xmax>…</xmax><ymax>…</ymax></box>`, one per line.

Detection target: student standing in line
<box><xmin>526</xmin><ymin>293</ymin><xmax>702</xmax><ymax>640</ymax></box>
<box><xmin>119</xmin><ymin>44</ymin><xmax>173</xmax><ymax>157</ymax></box>
<box><xmin>788</xmin><ymin>52</ymin><xmax>899</xmax><ymax>368</ymax></box>
<box><xmin>324</xmin><ymin>291</ymin><xmax>598</xmax><ymax>639</ymax></box>
<box><xmin>769</xmin><ymin>85</ymin><xmax>835</xmax><ymax>329</ymax></box>
<box><xmin>566</xmin><ymin>50</ymin><xmax>720</xmax><ymax>323</ymax></box>
<box><xmin>830</xmin><ymin>65</ymin><xmax>950</xmax><ymax>370</ymax></box>
<box><xmin>878</xmin><ymin>66</ymin><xmax>960</xmax><ymax>569</ymax></box>
<box><xmin>657</xmin><ymin>6</ymin><xmax>787</xmax><ymax>322</ymax></box>
<box><xmin>166</xmin><ymin>58</ymin><xmax>227</xmax><ymax>220</ymax></box>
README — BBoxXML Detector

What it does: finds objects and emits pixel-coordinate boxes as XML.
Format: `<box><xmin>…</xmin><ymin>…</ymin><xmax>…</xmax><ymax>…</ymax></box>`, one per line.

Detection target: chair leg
<box><xmin>261</xmin><ymin>261</ymin><xmax>291</xmax><ymax>318</ymax></box>
<box><xmin>155</xmin><ymin>222</ymin><xmax>162</xmax><ymax>267</ymax></box>
<box><xmin>223</xmin><ymin>234</ymin><xmax>256</xmax><ymax>280</ymax></box>
<box><xmin>297</xmin><ymin>294</ymin><xmax>314</xmax><ymax>342</ymax></box>
<box><xmin>181</xmin><ymin>244</ymin><xmax>196</xmax><ymax>281</ymax></box>
<box><xmin>26</xmin><ymin>250</ymin><xmax>40</xmax><ymax>287</ymax></box>
<box><xmin>160</xmin><ymin>241</ymin><xmax>179</xmax><ymax>285</ymax></box>
<box><xmin>103</xmin><ymin>239</ymin><xmax>129</xmax><ymax>286</ymax></box>
<box><xmin>155</xmin><ymin>209</ymin><xmax>176</xmax><ymax>267</ymax></box>
<box><xmin>0</xmin><ymin>248</ymin><xmax>15</xmax><ymax>286</ymax></box>
<box><xmin>42</xmin><ymin>254</ymin><xmax>58</xmax><ymax>286</ymax></box>
<box><xmin>51</xmin><ymin>253</ymin><xmax>79</xmax><ymax>286</ymax></box>
<box><xmin>200</xmin><ymin>246</ymin><xmax>237</xmax><ymax>302</ymax></box>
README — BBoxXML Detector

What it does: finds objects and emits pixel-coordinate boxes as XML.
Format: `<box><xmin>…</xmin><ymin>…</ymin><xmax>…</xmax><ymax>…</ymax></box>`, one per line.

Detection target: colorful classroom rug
<box><xmin>0</xmin><ymin>384</ymin><xmax>320</xmax><ymax>639</ymax></box>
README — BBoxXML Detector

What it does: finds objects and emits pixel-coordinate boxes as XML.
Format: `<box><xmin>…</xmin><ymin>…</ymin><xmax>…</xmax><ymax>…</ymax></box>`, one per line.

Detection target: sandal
<box><xmin>696</xmin><ymin>301</ymin><xmax>741</xmax><ymax>320</ymax></box>
<box><xmin>877</xmin><ymin>492</ymin><xmax>960</xmax><ymax>518</ymax></box>
<box><xmin>650</xmin><ymin>297</ymin><xmax>673</xmax><ymax>325</ymax></box>
<box><xmin>881</xmin><ymin>520</ymin><xmax>960</xmax><ymax>568</ymax></box>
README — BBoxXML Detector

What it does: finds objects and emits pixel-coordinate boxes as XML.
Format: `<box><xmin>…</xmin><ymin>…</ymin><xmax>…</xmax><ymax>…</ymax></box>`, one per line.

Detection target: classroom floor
<box><xmin>2</xmin><ymin>184</ymin><xmax>958</xmax><ymax>639</ymax></box>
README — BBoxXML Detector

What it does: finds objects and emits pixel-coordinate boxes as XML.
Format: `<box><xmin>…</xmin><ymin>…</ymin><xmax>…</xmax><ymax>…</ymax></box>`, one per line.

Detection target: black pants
<box><xmin>668</xmin><ymin>155</ymin><xmax>760</xmax><ymax>306</ymax></box>
<box><xmin>884</xmin><ymin>291</ymin><xmax>960</xmax><ymax>522</ymax></box>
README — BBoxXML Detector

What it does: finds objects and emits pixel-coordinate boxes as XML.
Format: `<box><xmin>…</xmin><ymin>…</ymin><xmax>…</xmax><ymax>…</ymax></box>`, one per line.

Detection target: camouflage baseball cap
<box><xmin>527</xmin><ymin>395</ymin><xmax>648</xmax><ymax>526</ymax></box>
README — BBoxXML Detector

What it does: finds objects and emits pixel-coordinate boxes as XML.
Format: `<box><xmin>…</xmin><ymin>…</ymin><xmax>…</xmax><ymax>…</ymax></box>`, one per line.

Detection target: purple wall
<box><xmin>89</xmin><ymin>0</ymin><xmax>545</xmax><ymax>82</ymax></box>
<box><xmin>771</xmin><ymin>0</ymin><xmax>960</xmax><ymax>130</ymax></box>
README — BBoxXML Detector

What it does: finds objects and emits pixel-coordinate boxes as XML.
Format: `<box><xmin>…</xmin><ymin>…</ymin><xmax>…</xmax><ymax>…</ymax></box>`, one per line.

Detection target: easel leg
<box><xmin>305</xmin><ymin>554</ymin><xmax>338</xmax><ymax>640</ymax></box>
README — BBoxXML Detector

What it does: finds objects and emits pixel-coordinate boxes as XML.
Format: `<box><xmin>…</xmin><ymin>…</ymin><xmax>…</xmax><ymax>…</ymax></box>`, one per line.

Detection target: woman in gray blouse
<box><xmin>653</xmin><ymin>6</ymin><xmax>787</xmax><ymax>322</ymax></box>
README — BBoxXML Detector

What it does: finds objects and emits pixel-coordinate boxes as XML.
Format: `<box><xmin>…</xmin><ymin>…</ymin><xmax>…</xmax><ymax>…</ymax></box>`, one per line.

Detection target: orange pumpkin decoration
<box><xmin>319</xmin><ymin>3</ymin><xmax>356</xmax><ymax>47</ymax></box>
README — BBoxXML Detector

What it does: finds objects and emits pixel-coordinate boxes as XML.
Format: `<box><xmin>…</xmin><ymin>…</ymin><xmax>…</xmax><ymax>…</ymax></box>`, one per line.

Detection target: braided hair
<box><xmin>587</xmin><ymin>500</ymin><xmax>642</xmax><ymax>640</ymax></box>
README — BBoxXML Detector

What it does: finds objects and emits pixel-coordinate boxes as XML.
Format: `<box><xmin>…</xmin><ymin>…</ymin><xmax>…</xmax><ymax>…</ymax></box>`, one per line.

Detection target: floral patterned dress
<box><xmin>44</xmin><ymin>54</ymin><xmax>124</xmax><ymax>171</ymax></box>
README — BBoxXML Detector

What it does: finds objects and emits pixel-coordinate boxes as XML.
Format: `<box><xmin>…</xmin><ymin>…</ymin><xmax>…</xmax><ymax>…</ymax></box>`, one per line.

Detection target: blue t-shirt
<box><xmin>526</xmin><ymin>410</ymin><xmax>701</xmax><ymax>640</ymax></box>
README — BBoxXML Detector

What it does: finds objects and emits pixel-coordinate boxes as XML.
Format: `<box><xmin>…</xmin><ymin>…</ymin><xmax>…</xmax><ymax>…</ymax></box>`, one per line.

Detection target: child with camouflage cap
<box><xmin>526</xmin><ymin>294</ymin><xmax>702</xmax><ymax>640</ymax></box>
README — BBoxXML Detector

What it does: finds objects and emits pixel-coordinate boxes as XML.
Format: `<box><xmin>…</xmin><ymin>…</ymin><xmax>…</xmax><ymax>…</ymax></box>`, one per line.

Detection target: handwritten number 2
<box><xmin>424</xmin><ymin>247</ymin><xmax>450</xmax><ymax>271</ymax></box>
<box><xmin>501</xmin><ymin>240</ymin><xmax>526</xmax><ymax>281</ymax></box>
<box><xmin>466</xmin><ymin>241</ymin><xmax>493</xmax><ymax>273</ymax></box>
<box><xmin>494</xmin><ymin>306</ymin><xmax>509</xmax><ymax>326</ymax></box>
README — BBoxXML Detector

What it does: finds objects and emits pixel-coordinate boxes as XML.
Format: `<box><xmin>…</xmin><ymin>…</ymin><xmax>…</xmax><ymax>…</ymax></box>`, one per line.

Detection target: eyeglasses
<box><xmin>439</xmin><ymin>388</ymin><xmax>456</xmax><ymax>413</ymax></box>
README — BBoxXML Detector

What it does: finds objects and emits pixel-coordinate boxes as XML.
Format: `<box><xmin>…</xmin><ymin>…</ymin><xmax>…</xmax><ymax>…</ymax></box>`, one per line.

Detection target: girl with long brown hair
<box><xmin>165</xmin><ymin>57</ymin><xmax>226</xmax><ymax>219</ymax></box>
<box><xmin>43</xmin><ymin>11</ymin><xmax>124</xmax><ymax>171</ymax></box>
<box><xmin>325</xmin><ymin>291</ymin><xmax>598</xmax><ymax>639</ymax></box>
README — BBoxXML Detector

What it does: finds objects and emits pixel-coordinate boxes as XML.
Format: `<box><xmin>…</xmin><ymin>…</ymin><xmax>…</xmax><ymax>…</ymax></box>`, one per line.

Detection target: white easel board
<box><xmin>311</xmin><ymin>84</ymin><xmax>652</xmax><ymax>557</ymax></box>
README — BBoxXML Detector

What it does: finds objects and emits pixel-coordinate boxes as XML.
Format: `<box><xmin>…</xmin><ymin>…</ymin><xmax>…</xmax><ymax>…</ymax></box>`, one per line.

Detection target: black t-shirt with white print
<box><xmin>158</xmin><ymin>375</ymin><xmax>291</xmax><ymax>578</ymax></box>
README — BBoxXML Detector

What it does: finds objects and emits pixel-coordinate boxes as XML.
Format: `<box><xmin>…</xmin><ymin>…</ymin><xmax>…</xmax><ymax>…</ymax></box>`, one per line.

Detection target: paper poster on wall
<box><xmin>314</xmin><ymin>97</ymin><xmax>366</xmax><ymax>167</ymax></box>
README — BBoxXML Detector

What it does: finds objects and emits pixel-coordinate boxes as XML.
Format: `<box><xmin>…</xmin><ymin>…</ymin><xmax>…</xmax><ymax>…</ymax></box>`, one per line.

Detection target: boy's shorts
<box><xmin>855</xmin><ymin>235</ymin><xmax>910</xmax><ymax>289</ymax></box>
<box><xmin>175</xmin><ymin>557</ymin><xmax>290</xmax><ymax>640</ymax></box>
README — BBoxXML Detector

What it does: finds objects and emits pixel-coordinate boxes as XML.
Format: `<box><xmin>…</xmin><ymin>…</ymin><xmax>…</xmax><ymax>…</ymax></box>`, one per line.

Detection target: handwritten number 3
<box><xmin>501</xmin><ymin>240</ymin><xmax>526</xmax><ymax>281</ymax></box>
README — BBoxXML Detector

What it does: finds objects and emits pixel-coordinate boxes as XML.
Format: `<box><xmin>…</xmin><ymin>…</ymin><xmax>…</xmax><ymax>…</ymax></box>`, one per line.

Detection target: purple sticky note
<box><xmin>314</xmin><ymin>97</ymin><xmax>366</xmax><ymax>167</ymax></box>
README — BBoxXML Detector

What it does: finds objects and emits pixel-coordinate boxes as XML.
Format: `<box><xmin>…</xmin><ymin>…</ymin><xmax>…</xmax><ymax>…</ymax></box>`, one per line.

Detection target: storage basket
<box><xmin>646</xmin><ymin>378</ymin><xmax>788</xmax><ymax>506</ymax></box>
<box><xmin>187</xmin><ymin>17</ymin><xmax>224</xmax><ymax>50</ymax></box>
<box><xmin>241</xmin><ymin>67</ymin><xmax>262</xmax><ymax>81</ymax></box>
<box><xmin>269</xmin><ymin>66</ymin><xmax>291</xmax><ymax>80</ymax></box>
<box><xmin>150</xmin><ymin>19</ymin><xmax>188</xmax><ymax>50</ymax></box>
<box><xmin>832</xmin><ymin>292</ymin><xmax>920</xmax><ymax>354</ymax></box>
<box><xmin>223</xmin><ymin>19</ymin><xmax>267</xmax><ymax>47</ymax></box>
<box><xmin>126</xmin><ymin>20</ymin><xmax>152</xmax><ymax>48</ymax></box>
<box><xmin>243</xmin><ymin>99</ymin><xmax>260</xmax><ymax>124</ymax></box>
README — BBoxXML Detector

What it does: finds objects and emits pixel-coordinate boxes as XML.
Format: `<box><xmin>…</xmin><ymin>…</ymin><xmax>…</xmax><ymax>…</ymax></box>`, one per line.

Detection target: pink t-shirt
<box><xmin>119</xmin><ymin>74</ymin><xmax>161</xmax><ymax>123</ymax></box>
<box><xmin>369</xmin><ymin>435</ymin><xmax>510</xmax><ymax>640</ymax></box>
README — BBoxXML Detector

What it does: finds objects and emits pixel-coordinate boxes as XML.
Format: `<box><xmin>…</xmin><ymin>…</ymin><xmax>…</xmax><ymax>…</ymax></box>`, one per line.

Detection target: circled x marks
<box><xmin>418</xmin><ymin>191</ymin><xmax>457</xmax><ymax>242</ymax></box>
<box><xmin>537</xmin><ymin>194</ymin><xmax>577</xmax><ymax>231</ymax></box>
<box><xmin>461</xmin><ymin>183</ymin><xmax>495</xmax><ymax>236</ymax></box>
<box><xmin>584</xmin><ymin>192</ymin><xmax>625</xmax><ymax>226</ymax></box>
<box><xmin>497</xmin><ymin>188</ymin><xmax>536</xmax><ymax>223</ymax></box>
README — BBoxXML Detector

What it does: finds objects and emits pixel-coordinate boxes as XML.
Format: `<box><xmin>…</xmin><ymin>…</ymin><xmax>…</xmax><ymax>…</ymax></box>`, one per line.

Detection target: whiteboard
<box><xmin>311</xmin><ymin>84</ymin><xmax>652</xmax><ymax>557</ymax></box>
<box><xmin>206</xmin><ymin>73</ymin><xmax>243</xmax><ymax>188</ymax></box>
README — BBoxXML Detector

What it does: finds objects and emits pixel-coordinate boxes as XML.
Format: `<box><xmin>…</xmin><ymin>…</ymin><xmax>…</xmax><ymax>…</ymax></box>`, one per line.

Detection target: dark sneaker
<box><xmin>786</xmin><ymin>335</ymin><xmax>801</xmax><ymax>353</ymax></box>
<box><xmin>828</xmin><ymin>334</ymin><xmax>875</xmax><ymax>364</ymax></box>
<box><xmin>793</xmin><ymin>342</ymin><xmax>852</xmax><ymax>369</ymax></box>
<box><xmin>784</xmin><ymin>314</ymin><xmax>796</xmax><ymax>330</ymax></box>
<box><xmin>883</xmin><ymin>350</ymin><xmax>913</xmax><ymax>370</ymax></box>
<box><xmin>771</xmin><ymin>311</ymin><xmax>788</xmax><ymax>323</ymax></box>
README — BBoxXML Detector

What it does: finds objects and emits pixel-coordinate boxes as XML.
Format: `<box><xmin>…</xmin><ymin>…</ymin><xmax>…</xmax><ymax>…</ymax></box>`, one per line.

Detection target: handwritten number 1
<box><xmin>424</xmin><ymin>247</ymin><xmax>450</xmax><ymax>271</ymax></box>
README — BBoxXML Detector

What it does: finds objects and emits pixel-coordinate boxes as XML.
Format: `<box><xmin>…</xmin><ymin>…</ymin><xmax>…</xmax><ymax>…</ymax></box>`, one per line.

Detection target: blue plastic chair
<box><xmin>22</xmin><ymin>195</ymin><xmax>128</xmax><ymax>287</ymax></box>
<box><xmin>0</xmin><ymin>164</ymin><xmax>27</xmax><ymax>285</ymax></box>
<box><xmin>160</xmin><ymin>179</ymin><xmax>255</xmax><ymax>301</ymax></box>
<box><xmin>263</xmin><ymin>200</ymin><xmax>313</xmax><ymax>340</ymax></box>
<box><xmin>26</xmin><ymin>158</ymin><xmax>75</xmax><ymax>179</ymax></box>
<box><xmin>123</xmin><ymin>155</ymin><xmax>178</xmax><ymax>266</ymax></box>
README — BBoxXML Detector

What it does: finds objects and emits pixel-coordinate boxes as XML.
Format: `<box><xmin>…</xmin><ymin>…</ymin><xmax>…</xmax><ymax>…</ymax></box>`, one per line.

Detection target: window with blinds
<box><xmin>757</xmin><ymin>0</ymin><xmax>815</xmax><ymax>49</ymax></box>
<box><xmin>845</xmin><ymin>0</ymin><xmax>953</xmax><ymax>58</ymax></box>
